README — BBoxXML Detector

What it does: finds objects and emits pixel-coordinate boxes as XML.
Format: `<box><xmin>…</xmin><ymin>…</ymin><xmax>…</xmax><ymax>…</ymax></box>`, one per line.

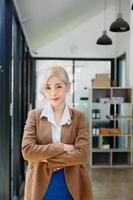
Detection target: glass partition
<box><xmin>36</xmin><ymin>59</ymin><xmax>111</xmax><ymax>122</ymax></box>
<box><xmin>74</xmin><ymin>60</ymin><xmax>111</xmax><ymax>119</ymax></box>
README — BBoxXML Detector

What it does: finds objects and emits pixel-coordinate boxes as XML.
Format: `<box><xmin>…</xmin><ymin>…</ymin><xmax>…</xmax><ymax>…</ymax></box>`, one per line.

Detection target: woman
<box><xmin>22</xmin><ymin>66</ymin><xmax>93</xmax><ymax>200</ymax></box>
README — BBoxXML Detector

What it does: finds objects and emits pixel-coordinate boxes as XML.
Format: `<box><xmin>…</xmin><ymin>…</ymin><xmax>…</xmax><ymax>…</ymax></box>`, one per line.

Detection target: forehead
<box><xmin>46</xmin><ymin>75</ymin><xmax>64</xmax><ymax>85</ymax></box>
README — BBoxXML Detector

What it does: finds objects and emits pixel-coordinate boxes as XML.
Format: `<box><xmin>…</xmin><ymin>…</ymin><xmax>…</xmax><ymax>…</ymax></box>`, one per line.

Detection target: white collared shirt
<box><xmin>40</xmin><ymin>102</ymin><xmax>71</xmax><ymax>143</ymax></box>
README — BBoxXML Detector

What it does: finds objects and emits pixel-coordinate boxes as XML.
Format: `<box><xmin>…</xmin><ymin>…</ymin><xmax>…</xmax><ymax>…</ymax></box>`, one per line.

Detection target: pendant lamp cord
<box><xmin>119</xmin><ymin>0</ymin><xmax>121</xmax><ymax>13</ymax></box>
<box><xmin>104</xmin><ymin>0</ymin><xmax>106</xmax><ymax>30</ymax></box>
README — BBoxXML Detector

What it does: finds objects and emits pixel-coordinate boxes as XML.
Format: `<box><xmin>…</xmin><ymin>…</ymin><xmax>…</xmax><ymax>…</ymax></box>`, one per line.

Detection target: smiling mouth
<box><xmin>51</xmin><ymin>98</ymin><xmax>60</xmax><ymax>101</ymax></box>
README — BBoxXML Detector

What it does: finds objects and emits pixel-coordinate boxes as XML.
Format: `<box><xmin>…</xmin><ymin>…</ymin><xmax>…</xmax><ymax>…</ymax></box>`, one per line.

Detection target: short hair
<box><xmin>40</xmin><ymin>66</ymin><xmax>70</xmax><ymax>95</ymax></box>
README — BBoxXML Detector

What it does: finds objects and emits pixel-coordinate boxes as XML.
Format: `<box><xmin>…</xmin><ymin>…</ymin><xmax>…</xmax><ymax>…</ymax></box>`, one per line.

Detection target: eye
<box><xmin>57</xmin><ymin>85</ymin><xmax>62</xmax><ymax>88</ymax></box>
<box><xmin>45</xmin><ymin>86</ymin><xmax>51</xmax><ymax>90</ymax></box>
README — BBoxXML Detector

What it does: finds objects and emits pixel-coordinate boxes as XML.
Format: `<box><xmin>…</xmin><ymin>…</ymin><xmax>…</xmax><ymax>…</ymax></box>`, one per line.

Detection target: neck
<box><xmin>52</xmin><ymin>102</ymin><xmax>66</xmax><ymax>114</ymax></box>
<box><xmin>52</xmin><ymin>102</ymin><xmax>66</xmax><ymax>125</ymax></box>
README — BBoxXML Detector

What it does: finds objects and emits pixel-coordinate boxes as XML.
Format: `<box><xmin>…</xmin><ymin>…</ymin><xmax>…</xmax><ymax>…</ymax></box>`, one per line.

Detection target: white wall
<box><xmin>115</xmin><ymin>0</ymin><xmax>130</xmax><ymax>57</ymax></box>
<box><xmin>114</xmin><ymin>0</ymin><xmax>131</xmax><ymax>86</ymax></box>
<box><xmin>37</xmin><ymin>5</ymin><xmax>116</xmax><ymax>58</ymax></box>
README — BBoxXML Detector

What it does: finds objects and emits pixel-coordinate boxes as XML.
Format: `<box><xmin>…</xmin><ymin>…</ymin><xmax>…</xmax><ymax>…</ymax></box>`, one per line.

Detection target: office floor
<box><xmin>90</xmin><ymin>168</ymin><xmax>133</xmax><ymax>200</ymax></box>
<box><xmin>21</xmin><ymin>168</ymin><xmax>133</xmax><ymax>200</ymax></box>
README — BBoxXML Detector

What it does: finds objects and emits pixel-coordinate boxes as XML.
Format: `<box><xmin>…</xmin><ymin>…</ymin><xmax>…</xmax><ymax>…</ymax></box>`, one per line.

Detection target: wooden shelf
<box><xmin>89</xmin><ymin>87</ymin><xmax>133</xmax><ymax>168</ymax></box>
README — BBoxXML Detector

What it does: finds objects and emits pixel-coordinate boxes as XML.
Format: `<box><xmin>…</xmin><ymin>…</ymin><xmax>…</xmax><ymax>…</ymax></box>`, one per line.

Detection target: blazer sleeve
<box><xmin>21</xmin><ymin>110</ymin><xmax>64</xmax><ymax>162</ymax></box>
<box><xmin>48</xmin><ymin>112</ymin><xmax>89</xmax><ymax>169</ymax></box>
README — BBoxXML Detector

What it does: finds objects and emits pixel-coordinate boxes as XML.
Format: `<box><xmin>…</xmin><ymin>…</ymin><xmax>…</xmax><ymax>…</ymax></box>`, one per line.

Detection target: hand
<box><xmin>64</xmin><ymin>144</ymin><xmax>74</xmax><ymax>152</ymax></box>
<box><xmin>43</xmin><ymin>160</ymin><xmax>48</xmax><ymax>162</ymax></box>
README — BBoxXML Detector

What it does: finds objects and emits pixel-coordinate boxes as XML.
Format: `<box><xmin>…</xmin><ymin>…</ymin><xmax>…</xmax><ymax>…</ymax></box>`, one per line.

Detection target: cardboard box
<box><xmin>91</xmin><ymin>73</ymin><xmax>110</xmax><ymax>87</ymax></box>
<box><xmin>92</xmin><ymin>79</ymin><xmax>110</xmax><ymax>87</ymax></box>
<box><xmin>96</xmin><ymin>73</ymin><xmax>110</xmax><ymax>79</ymax></box>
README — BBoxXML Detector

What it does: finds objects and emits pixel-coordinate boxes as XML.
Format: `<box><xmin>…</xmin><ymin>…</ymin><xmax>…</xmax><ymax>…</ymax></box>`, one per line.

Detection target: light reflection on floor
<box><xmin>89</xmin><ymin>168</ymin><xmax>133</xmax><ymax>200</ymax></box>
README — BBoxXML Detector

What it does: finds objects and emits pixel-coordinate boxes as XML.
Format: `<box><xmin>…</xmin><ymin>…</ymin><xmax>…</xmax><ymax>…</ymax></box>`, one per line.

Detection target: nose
<box><xmin>51</xmin><ymin>88</ymin><xmax>57</xmax><ymax>96</ymax></box>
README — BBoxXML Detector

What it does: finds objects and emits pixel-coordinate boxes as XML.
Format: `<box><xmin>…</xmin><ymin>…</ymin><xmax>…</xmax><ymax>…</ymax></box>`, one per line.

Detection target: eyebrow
<box><xmin>46</xmin><ymin>83</ymin><xmax>63</xmax><ymax>86</ymax></box>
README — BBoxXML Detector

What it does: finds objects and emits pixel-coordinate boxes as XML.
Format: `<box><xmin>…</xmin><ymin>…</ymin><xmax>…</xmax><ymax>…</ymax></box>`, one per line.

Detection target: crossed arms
<box><xmin>22</xmin><ymin>110</ymin><xmax>89</xmax><ymax>170</ymax></box>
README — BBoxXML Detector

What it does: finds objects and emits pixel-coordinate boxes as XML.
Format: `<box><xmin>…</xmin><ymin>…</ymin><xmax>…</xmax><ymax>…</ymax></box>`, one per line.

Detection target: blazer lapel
<box><xmin>61</xmin><ymin>108</ymin><xmax>74</xmax><ymax>143</ymax></box>
<box><xmin>61</xmin><ymin>125</ymin><xmax>70</xmax><ymax>143</ymax></box>
<box><xmin>39</xmin><ymin>117</ymin><xmax>52</xmax><ymax>144</ymax></box>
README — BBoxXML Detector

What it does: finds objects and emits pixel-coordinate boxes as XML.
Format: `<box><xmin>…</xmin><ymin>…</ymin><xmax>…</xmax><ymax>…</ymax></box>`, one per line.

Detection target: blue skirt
<box><xmin>43</xmin><ymin>168</ymin><xmax>73</xmax><ymax>200</ymax></box>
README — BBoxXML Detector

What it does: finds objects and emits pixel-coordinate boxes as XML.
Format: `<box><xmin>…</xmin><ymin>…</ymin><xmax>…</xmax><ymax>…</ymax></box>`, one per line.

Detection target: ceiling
<box><xmin>14</xmin><ymin>0</ymin><xmax>116</xmax><ymax>54</ymax></box>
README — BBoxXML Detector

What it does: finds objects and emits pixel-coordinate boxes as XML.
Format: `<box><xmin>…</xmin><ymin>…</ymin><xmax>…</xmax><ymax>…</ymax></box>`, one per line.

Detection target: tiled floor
<box><xmin>90</xmin><ymin>168</ymin><xmax>133</xmax><ymax>200</ymax></box>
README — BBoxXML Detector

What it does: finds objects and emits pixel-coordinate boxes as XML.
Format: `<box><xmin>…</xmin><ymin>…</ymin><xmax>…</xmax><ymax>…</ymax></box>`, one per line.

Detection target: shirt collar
<box><xmin>40</xmin><ymin>102</ymin><xmax>71</xmax><ymax>127</ymax></box>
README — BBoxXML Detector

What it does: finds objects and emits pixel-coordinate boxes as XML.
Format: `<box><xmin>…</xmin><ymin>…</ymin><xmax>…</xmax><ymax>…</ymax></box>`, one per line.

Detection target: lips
<box><xmin>51</xmin><ymin>97</ymin><xmax>60</xmax><ymax>101</ymax></box>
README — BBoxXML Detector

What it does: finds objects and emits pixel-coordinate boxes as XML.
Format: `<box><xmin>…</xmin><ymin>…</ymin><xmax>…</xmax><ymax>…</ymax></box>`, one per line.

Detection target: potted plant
<box><xmin>102</xmin><ymin>137</ymin><xmax>110</xmax><ymax>149</ymax></box>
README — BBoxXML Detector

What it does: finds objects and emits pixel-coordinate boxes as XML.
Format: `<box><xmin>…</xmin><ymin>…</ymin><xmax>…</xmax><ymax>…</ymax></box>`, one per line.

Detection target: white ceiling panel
<box><xmin>13</xmin><ymin>0</ymin><xmax>131</xmax><ymax>56</ymax></box>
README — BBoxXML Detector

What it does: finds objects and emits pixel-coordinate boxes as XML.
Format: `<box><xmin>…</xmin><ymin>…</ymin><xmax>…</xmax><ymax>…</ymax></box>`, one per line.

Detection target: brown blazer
<box><xmin>22</xmin><ymin>108</ymin><xmax>93</xmax><ymax>200</ymax></box>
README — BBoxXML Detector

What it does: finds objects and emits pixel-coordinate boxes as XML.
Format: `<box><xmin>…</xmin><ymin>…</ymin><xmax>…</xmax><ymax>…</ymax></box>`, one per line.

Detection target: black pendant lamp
<box><xmin>97</xmin><ymin>30</ymin><xmax>112</xmax><ymax>45</ymax></box>
<box><xmin>97</xmin><ymin>0</ymin><xmax>112</xmax><ymax>45</ymax></box>
<box><xmin>132</xmin><ymin>3</ymin><xmax>133</xmax><ymax>10</ymax></box>
<box><xmin>110</xmin><ymin>0</ymin><xmax>130</xmax><ymax>32</ymax></box>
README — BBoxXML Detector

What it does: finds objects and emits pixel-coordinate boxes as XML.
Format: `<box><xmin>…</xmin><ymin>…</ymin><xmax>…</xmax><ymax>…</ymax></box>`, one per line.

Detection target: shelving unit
<box><xmin>89</xmin><ymin>87</ymin><xmax>133</xmax><ymax>168</ymax></box>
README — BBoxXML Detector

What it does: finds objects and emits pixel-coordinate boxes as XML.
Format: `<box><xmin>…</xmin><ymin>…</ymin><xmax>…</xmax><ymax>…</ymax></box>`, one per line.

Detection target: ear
<box><xmin>67</xmin><ymin>83</ymin><xmax>71</xmax><ymax>93</ymax></box>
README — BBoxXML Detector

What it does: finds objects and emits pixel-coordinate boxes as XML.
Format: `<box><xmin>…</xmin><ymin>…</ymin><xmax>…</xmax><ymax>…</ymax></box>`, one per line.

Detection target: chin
<box><xmin>51</xmin><ymin>100</ymin><xmax>65</xmax><ymax>107</ymax></box>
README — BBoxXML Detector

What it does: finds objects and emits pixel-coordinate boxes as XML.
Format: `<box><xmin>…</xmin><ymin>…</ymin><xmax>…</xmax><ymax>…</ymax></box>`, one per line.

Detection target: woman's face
<box><xmin>44</xmin><ymin>76</ymin><xmax>70</xmax><ymax>108</ymax></box>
